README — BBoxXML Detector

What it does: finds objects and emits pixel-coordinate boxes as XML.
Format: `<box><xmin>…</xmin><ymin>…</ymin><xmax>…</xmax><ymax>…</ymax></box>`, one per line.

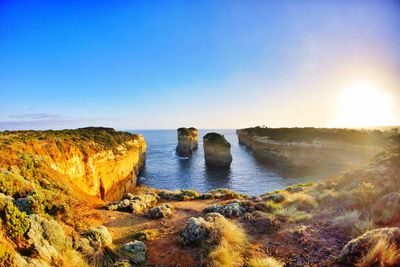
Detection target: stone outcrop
<box><xmin>237</xmin><ymin>128</ymin><xmax>384</xmax><ymax>177</ymax></box>
<box><xmin>176</xmin><ymin>127</ymin><xmax>198</xmax><ymax>157</ymax></box>
<box><xmin>0</xmin><ymin>128</ymin><xmax>147</xmax><ymax>201</ymax></box>
<box><xmin>203</xmin><ymin>133</ymin><xmax>232</xmax><ymax>167</ymax></box>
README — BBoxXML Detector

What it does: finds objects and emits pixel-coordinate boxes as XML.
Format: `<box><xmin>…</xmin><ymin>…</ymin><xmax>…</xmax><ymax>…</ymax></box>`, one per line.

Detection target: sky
<box><xmin>0</xmin><ymin>0</ymin><xmax>399</xmax><ymax>130</ymax></box>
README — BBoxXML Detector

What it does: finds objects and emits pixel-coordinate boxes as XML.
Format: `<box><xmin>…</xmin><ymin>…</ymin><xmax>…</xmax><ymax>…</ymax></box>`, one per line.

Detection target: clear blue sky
<box><xmin>1</xmin><ymin>0</ymin><xmax>399</xmax><ymax>130</ymax></box>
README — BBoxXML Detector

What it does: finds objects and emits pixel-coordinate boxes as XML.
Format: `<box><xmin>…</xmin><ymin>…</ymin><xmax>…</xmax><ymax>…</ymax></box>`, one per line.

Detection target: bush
<box><xmin>275</xmin><ymin>207</ymin><xmax>312</xmax><ymax>223</ymax></box>
<box><xmin>206</xmin><ymin>213</ymin><xmax>248</xmax><ymax>267</ymax></box>
<box><xmin>120</xmin><ymin>240</ymin><xmax>146</xmax><ymax>264</ymax></box>
<box><xmin>131</xmin><ymin>229</ymin><xmax>159</xmax><ymax>241</ymax></box>
<box><xmin>331</xmin><ymin>210</ymin><xmax>373</xmax><ymax>238</ymax></box>
<box><xmin>247</xmin><ymin>256</ymin><xmax>284</xmax><ymax>267</ymax></box>
<box><xmin>285</xmin><ymin>192</ymin><xmax>318</xmax><ymax>211</ymax></box>
<box><xmin>147</xmin><ymin>204</ymin><xmax>174</xmax><ymax>219</ymax></box>
<box><xmin>373</xmin><ymin>192</ymin><xmax>400</xmax><ymax>225</ymax></box>
<box><xmin>339</xmin><ymin>227</ymin><xmax>400</xmax><ymax>265</ymax></box>
<box><xmin>0</xmin><ymin>197</ymin><xmax>30</xmax><ymax>240</ymax></box>
<box><xmin>77</xmin><ymin>226</ymin><xmax>117</xmax><ymax>267</ymax></box>
<box><xmin>179</xmin><ymin>217</ymin><xmax>213</xmax><ymax>246</ymax></box>
<box><xmin>355</xmin><ymin>238</ymin><xmax>400</xmax><ymax>267</ymax></box>
<box><xmin>0</xmin><ymin>169</ymin><xmax>34</xmax><ymax>198</ymax></box>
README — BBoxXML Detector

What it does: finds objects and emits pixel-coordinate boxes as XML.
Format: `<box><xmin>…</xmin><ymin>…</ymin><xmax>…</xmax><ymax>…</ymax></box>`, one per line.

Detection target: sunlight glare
<box><xmin>335</xmin><ymin>82</ymin><xmax>395</xmax><ymax>128</ymax></box>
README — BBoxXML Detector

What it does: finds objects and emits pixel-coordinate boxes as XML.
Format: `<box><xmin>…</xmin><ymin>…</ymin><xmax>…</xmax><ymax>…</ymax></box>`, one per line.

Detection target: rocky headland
<box><xmin>176</xmin><ymin>127</ymin><xmax>198</xmax><ymax>157</ymax></box>
<box><xmin>203</xmin><ymin>132</ymin><xmax>232</xmax><ymax>167</ymax></box>
<box><xmin>237</xmin><ymin>127</ymin><xmax>389</xmax><ymax>176</ymax></box>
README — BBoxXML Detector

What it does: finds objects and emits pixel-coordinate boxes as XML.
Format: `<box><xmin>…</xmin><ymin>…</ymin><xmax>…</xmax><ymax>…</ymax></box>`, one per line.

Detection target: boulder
<box><xmin>203</xmin><ymin>133</ymin><xmax>232</xmax><ymax>167</ymax></box>
<box><xmin>176</xmin><ymin>127</ymin><xmax>198</xmax><ymax>157</ymax></box>
<box><xmin>373</xmin><ymin>192</ymin><xmax>400</xmax><ymax>225</ymax></box>
<box><xmin>338</xmin><ymin>227</ymin><xmax>400</xmax><ymax>264</ymax></box>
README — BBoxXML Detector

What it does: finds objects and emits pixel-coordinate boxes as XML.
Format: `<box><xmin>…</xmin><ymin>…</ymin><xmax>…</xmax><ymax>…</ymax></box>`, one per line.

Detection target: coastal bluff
<box><xmin>237</xmin><ymin>127</ymin><xmax>387</xmax><ymax>176</ymax></box>
<box><xmin>203</xmin><ymin>132</ymin><xmax>232</xmax><ymax>167</ymax></box>
<box><xmin>0</xmin><ymin>127</ymin><xmax>146</xmax><ymax>201</ymax></box>
<box><xmin>176</xmin><ymin>127</ymin><xmax>198</xmax><ymax>157</ymax></box>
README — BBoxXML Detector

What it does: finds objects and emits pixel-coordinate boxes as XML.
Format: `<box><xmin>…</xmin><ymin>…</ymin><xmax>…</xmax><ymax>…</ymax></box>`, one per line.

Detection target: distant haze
<box><xmin>1</xmin><ymin>1</ymin><xmax>399</xmax><ymax>130</ymax></box>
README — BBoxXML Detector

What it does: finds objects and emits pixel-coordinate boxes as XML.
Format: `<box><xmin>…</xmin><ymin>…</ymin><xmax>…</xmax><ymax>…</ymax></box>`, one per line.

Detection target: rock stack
<box><xmin>176</xmin><ymin>127</ymin><xmax>198</xmax><ymax>157</ymax></box>
<box><xmin>203</xmin><ymin>132</ymin><xmax>232</xmax><ymax>167</ymax></box>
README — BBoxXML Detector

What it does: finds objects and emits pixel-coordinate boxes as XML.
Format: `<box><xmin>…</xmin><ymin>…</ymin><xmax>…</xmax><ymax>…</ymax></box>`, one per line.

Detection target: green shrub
<box><xmin>0</xmin><ymin>169</ymin><xmax>34</xmax><ymax>198</ymax></box>
<box><xmin>0</xmin><ymin>197</ymin><xmax>30</xmax><ymax>240</ymax></box>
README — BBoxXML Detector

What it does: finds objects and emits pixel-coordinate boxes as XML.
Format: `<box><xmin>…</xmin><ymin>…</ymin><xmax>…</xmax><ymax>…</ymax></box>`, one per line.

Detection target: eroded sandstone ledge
<box><xmin>237</xmin><ymin>127</ymin><xmax>386</xmax><ymax>176</ymax></box>
<box><xmin>0</xmin><ymin>127</ymin><xmax>146</xmax><ymax>201</ymax></box>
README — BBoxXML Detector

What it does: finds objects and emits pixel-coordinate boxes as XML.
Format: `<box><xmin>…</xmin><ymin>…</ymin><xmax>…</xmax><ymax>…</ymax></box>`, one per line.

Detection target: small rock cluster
<box><xmin>147</xmin><ymin>204</ymin><xmax>174</xmax><ymax>219</ymax></box>
<box><xmin>105</xmin><ymin>192</ymin><xmax>159</xmax><ymax>213</ymax></box>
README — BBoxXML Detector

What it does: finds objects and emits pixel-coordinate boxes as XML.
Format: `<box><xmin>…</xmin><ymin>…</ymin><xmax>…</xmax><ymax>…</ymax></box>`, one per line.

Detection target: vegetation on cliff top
<box><xmin>0</xmin><ymin>127</ymin><xmax>141</xmax><ymax>152</ymax></box>
<box><xmin>238</xmin><ymin>126</ymin><xmax>400</xmax><ymax>145</ymax></box>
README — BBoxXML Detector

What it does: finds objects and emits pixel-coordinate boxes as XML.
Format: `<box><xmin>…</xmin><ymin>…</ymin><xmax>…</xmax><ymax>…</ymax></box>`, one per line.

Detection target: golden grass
<box><xmin>247</xmin><ymin>256</ymin><xmax>284</xmax><ymax>267</ymax></box>
<box><xmin>355</xmin><ymin>239</ymin><xmax>400</xmax><ymax>267</ymax></box>
<box><xmin>284</xmin><ymin>192</ymin><xmax>318</xmax><ymax>211</ymax></box>
<box><xmin>207</xmin><ymin>215</ymin><xmax>248</xmax><ymax>267</ymax></box>
<box><xmin>275</xmin><ymin>206</ymin><xmax>312</xmax><ymax>223</ymax></box>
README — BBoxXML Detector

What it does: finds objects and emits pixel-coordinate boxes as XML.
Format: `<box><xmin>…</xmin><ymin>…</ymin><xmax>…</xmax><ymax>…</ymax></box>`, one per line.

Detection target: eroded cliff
<box><xmin>176</xmin><ymin>127</ymin><xmax>198</xmax><ymax>157</ymax></box>
<box><xmin>237</xmin><ymin>127</ymin><xmax>389</xmax><ymax>176</ymax></box>
<box><xmin>0</xmin><ymin>127</ymin><xmax>146</xmax><ymax>201</ymax></box>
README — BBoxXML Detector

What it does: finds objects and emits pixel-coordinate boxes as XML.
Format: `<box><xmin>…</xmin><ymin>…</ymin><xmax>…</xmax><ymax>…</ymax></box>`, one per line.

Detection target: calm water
<box><xmin>131</xmin><ymin>129</ymin><xmax>315</xmax><ymax>196</ymax></box>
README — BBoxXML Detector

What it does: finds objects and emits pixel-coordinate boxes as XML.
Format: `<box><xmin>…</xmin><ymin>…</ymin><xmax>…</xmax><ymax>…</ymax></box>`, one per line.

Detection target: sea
<box><xmin>130</xmin><ymin>129</ymin><xmax>316</xmax><ymax>196</ymax></box>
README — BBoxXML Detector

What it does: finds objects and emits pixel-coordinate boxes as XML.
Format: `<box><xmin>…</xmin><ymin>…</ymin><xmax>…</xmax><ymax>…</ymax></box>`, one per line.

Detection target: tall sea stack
<box><xmin>203</xmin><ymin>132</ymin><xmax>232</xmax><ymax>167</ymax></box>
<box><xmin>176</xmin><ymin>127</ymin><xmax>198</xmax><ymax>157</ymax></box>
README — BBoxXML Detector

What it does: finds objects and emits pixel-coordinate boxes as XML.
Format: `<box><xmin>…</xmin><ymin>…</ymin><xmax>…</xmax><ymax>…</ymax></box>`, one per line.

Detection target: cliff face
<box><xmin>203</xmin><ymin>132</ymin><xmax>232</xmax><ymax>167</ymax></box>
<box><xmin>237</xmin><ymin>128</ymin><xmax>385</xmax><ymax>176</ymax></box>
<box><xmin>176</xmin><ymin>127</ymin><xmax>198</xmax><ymax>157</ymax></box>
<box><xmin>0</xmin><ymin>128</ymin><xmax>146</xmax><ymax>201</ymax></box>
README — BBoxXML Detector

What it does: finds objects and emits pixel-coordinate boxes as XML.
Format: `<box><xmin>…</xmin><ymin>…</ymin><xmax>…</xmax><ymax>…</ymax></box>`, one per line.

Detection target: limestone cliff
<box><xmin>237</xmin><ymin>127</ymin><xmax>387</xmax><ymax>177</ymax></box>
<box><xmin>0</xmin><ymin>127</ymin><xmax>146</xmax><ymax>201</ymax></box>
<box><xmin>176</xmin><ymin>127</ymin><xmax>198</xmax><ymax>157</ymax></box>
<box><xmin>203</xmin><ymin>132</ymin><xmax>232</xmax><ymax>167</ymax></box>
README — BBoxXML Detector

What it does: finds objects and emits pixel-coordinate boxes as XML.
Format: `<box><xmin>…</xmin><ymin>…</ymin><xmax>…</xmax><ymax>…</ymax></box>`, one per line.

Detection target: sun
<box><xmin>335</xmin><ymin>82</ymin><xmax>395</xmax><ymax>128</ymax></box>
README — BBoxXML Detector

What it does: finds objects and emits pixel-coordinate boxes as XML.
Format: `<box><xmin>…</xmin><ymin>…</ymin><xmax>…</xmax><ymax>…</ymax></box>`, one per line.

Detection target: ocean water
<box><xmin>131</xmin><ymin>129</ymin><xmax>315</xmax><ymax>196</ymax></box>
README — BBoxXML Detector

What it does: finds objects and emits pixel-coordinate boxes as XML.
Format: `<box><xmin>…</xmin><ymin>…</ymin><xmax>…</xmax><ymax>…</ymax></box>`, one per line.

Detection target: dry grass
<box><xmin>206</xmin><ymin>214</ymin><xmax>248</xmax><ymax>267</ymax></box>
<box><xmin>355</xmin><ymin>239</ymin><xmax>400</xmax><ymax>267</ymax></box>
<box><xmin>332</xmin><ymin>210</ymin><xmax>373</xmax><ymax>238</ymax></box>
<box><xmin>247</xmin><ymin>256</ymin><xmax>284</xmax><ymax>267</ymax></box>
<box><xmin>284</xmin><ymin>192</ymin><xmax>318</xmax><ymax>211</ymax></box>
<box><xmin>275</xmin><ymin>206</ymin><xmax>312</xmax><ymax>223</ymax></box>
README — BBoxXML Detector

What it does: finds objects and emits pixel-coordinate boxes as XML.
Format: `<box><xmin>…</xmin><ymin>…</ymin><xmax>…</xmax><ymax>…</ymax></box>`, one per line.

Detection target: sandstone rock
<box><xmin>176</xmin><ymin>127</ymin><xmax>198</xmax><ymax>157</ymax></box>
<box><xmin>147</xmin><ymin>204</ymin><xmax>174</xmax><ymax>219</ymax></box>
<box><xmin>338</xmin><ymin>227</ymin><xmax>400</xmax><ymax>264</ymax></box>
<box><xmin>179</xmin><ymin>217</ymin><xmax>213</xmax><ymax>246</ymax></box>
<box><xmin>203</xmin><ymin>133</ymin><xmax>232</xmax><ymax>167</ymax></box>
<box><xmin>121</xmin><ymin>240</ymin><xmax>147</xmax><ymax>264</ymax></box>
<box><xmin>373</xmin><ymin>192</ymin><xmax>400</xmax><ymax>225</ymax></box>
